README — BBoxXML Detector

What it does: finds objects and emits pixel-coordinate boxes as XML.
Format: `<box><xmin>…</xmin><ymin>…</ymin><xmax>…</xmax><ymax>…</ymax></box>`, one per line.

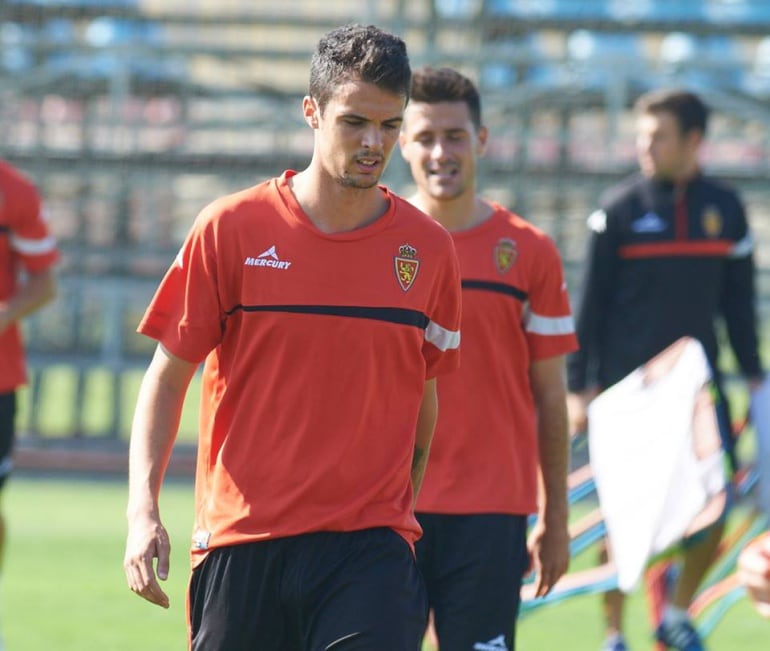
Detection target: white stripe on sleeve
<box><xmin>425</xmin><ymin>320</ymin><xmax>460</xmax><ymax>352</ymax></box>
<box><xmin>525</xmin><ymin>312</ymin><xmax>575</xmax><ymax>336</ymax></box>
<box><xmin>10</xmin><ymin>233</ymin><xmax>57</xmax><ymax>256</ymax></box>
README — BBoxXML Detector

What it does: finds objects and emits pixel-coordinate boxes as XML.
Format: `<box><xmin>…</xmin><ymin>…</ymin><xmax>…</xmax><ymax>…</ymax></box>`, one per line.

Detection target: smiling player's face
<box><xmin>305</xmin><ymin>79</ymin><xmax>406</xmax><ymax>190</ymax></box>
<box><xmin>400</xmin><ymin>100</ymin><xmax>487</xmax><ymax>202</ymax></box>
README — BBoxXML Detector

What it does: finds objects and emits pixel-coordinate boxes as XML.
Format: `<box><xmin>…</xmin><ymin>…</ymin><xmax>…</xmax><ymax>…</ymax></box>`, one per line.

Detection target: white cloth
<box><xmin>588</xmin><ymin>338</ymin><xmax>727</xmax><ymax>592</ymax></box>
<box><xmin>751</xmin><ymin>374</ymin><xmax>770</xmax><ymax>519</ymax></box>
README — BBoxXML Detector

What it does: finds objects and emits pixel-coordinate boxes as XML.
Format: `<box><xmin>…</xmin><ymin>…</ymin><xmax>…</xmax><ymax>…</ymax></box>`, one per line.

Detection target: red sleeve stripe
<box><xmin>619</xmin><ymin>240</ymin><xmax>732</xmax><ymax>259</ymax></box>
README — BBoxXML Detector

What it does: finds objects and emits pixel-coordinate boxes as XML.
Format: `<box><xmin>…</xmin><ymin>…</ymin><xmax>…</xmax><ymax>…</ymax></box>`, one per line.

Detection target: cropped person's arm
<box><xmin>411</xmin><ymin>378</ymin><xmax>438</xmax><ymax>504</ymax></box>
<box><xmin>0</xmin><ymin>268</ymin><xmax>56</xmax><ymax>334</ymax></box>
<box><xmin>528</xmin><ymin>355</ymin><xmax>571</xmax><ymax>597</ymax></box>
<box><xmin>123</xmin><ymin>344</ymin><xmax>197</xmax><ymax>608</ymax></box>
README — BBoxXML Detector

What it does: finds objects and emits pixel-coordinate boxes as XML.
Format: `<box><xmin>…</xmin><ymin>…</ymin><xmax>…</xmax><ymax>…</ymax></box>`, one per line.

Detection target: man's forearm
<box><xmin>127</xmin><ymin>345</ymin><xmax>196</xmax><ymax>517</ymax></box>
<box><xmin>411</xmin><ymin>378</ymin><xmax>438</xmax><ymax>502</ymax></box>
<box><xmin>0</xmin><ymin>270</ymin><xmax>56</xmax><ymax>332</ymax></box>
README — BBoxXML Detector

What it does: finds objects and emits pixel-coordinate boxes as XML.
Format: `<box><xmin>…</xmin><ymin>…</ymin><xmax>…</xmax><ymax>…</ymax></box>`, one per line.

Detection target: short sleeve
<box><xmin>525</xmin><ymin>235</ymin><xmax>579</xmax><ymax>360</ymax></box>
<box><xmin>422</xmin><ymin>237</ymin><xmax>461</xmax><ymax>378</ymax></box>
<box><xmin>138</xmin><ymin>210</ymin><xmax>226</xmax><ymax>363</ymax></box>
<box><xmin>6</xmin><ymin>174</ymin><xmax>58</xmax><ymax>272</ymax></box>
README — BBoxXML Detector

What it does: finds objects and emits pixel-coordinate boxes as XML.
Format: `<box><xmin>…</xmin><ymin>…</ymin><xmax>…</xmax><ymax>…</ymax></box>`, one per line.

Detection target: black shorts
<box><xmin>188</xmin><ymin>527</ymin><xmax>427</xmax><ymax>651</ymax></box>
<box><xmin>416</xmin><ymin>512</ymin><xmax>529</xmax><ymax>651</ymax></box>
<box><xmin>0</xmin><ymin>392</ymin><xmax>16</xmax><ymax>491</ymax></box>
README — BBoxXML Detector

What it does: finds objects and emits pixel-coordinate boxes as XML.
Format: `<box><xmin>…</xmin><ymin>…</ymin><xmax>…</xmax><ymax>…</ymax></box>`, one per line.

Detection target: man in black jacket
<box><xmin>567</xmin><ymin>89</ymin><xmax>764</xmax><ymax>651</ymax></box>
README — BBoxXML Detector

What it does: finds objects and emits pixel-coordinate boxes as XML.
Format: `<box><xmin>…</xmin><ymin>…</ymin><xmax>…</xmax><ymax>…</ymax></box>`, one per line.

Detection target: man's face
<box><xmin>400</xmin><ymin>100</ymin><xmax>487</xmax><ymax>202</ymax></box>
<box><xmin>635</xmin><ymin>110</ymin><xmax>699</xmax><ymax>180</ymax></box>
<box><xmin>304</xmin><ymin>79</ymin><xmax>405</xmax><ymax>189</ymax></box>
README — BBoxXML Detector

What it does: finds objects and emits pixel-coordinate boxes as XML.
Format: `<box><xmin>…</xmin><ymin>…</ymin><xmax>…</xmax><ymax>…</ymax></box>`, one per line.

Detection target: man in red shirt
<box><xmin>123</xmin><ymin>25</ymin><xmax>461</xmax><ymax>651</ymax></box>
<box><xmin>400</xmin><ymin>66</ymin><xmax>576</xmax><ymax>650</ymax></box>
<box><xmin>0</xmin><ymin>159</ymin><xmax>58</xmax><ymax>584</ymax></box>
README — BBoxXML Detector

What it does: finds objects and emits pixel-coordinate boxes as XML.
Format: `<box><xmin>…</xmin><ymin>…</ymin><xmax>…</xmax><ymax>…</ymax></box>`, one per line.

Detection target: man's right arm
<box><xmin>566</xmin><ymin>208</ymin><xmax>616</xmax><ymax>434</ymax></box>
<box><xmin>124</xmin><ymin>343</ymin><xmax>197</xmax><ymax>608</ymax></box>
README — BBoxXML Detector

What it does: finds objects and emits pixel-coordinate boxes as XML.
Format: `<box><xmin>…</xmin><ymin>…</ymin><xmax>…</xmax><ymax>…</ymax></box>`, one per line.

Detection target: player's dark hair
<box><xmin>309</xmin><ymin>24</ymin><xmax>411</xmax><ymax>112</ymax></box>
<box><xmin>410</xmin><ymin>66</ymin><xmax>482</xmax><ymax>130</ymax></box>
<box><xmin>635</xmin><ymin>88</ymin><xmax>710</xmax><ymax>136</ymax></box>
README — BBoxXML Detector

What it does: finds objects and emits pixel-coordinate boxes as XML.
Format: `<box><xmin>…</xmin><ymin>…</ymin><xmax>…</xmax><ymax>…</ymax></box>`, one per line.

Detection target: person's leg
<box><xmin>0</xmin><ymin>392</ymin><xmax>17</xmax><ymax>576</ymax></box>
<box><xmin>429</xmin><ymin>514</ymin><xmax>527</xmax><ymax>651</ymax></box>
<box><xmin>652</xmin><ymin>525</ymin><xmax>722</xmax><ymax>651</ymax></box>
<box><xmin>672</xmin><ymin>522</ymin><xmax>723</xmax><ymax>609</ymax></box>
<box><xmin>298</xmin><ymin>528</ymin><xmax>427</xmax><ymax>651</ymax></box>
<box><xmin>188</xmin><ymin>540</ymin><xmax>296</xmax><ymax>651</ymax></box>
<box><xmin>599</xmin><ymin>539</ymin><xmax>627</xmax><ymax>650</ymax></box>
<box><xmin>655</xmin><ymin>381</ymin><xmax>730</xmax><ymax>650</ymax></box>
<box><xmin>415</xmin><ymin>513</ymin><xmax>439</xmax><ymax>648</ymax></box>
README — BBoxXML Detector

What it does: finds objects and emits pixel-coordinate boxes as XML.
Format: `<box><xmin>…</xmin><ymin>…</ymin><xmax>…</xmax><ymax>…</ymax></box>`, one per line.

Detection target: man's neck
<box><xmin>410</xmin><ymin>192</ymin><xmax>493</xmax><ymax>232</ymax></box>
<box><xmin>290</xmin><ymin>168</ymin><xmax>388</xmax><ymax>234</ymax></box>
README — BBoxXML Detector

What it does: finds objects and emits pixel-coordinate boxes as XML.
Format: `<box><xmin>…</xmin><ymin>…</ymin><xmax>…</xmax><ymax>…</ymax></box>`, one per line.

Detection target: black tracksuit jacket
<box><xmin>568</xmin><ymin>171</ymin><xmax>763</xmax><ymax>392</ymax></box>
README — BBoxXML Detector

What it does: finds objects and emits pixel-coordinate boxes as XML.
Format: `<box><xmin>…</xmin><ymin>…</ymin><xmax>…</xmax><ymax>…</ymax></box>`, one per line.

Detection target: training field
<box><xmin>3</xmin><ymin>476</ymin><xmax>768</xmax><ymax>650</ymax></box>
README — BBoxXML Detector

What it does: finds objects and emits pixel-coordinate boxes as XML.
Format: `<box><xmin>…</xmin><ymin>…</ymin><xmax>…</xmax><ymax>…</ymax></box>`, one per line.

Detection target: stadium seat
<box><xmin>43</xmin><ymin>15</ymin><xmax>187</xmax><ymax>93</ymax></box>
<box><xmin>479</xmin><ymin>33</ymin><xmax>551</xmax><ymax>90</ymax></box>
<box><xmin>0</xmin><ymin>22</ymin><xmax>34</xmax><ymax>73</ymax></box>
<box><xmin>658</xmin><ymin>32</ymin><xmax>744</xmax><ymax>91</ymax></box>
<box><xmin>486</xmin><ymin>0</ymin><xmax>560</xmax><ymax>18</ymax></box>
<box><xmin>605</xmin><ymin>0</ymin><xmax>657</xmax><ymax>23</ymax></box>
<box><xmin>566</xmin><ymin>30</ymin><xmax>644</xmax><ymax>89</ymax></box>
<box><xmin>434</xmin><ymin>0</ymin><xmax>478</xmax><ymax>19</ymax></box>
<box><xmin>739</xmin><ymin>36</ymin><xmax>770</xmax><ymax>99</ymax></box>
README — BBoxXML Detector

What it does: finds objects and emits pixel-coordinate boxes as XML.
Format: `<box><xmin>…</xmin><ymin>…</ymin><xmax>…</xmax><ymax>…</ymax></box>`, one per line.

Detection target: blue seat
<box><xmin>739</xmin><ymin>36</ymin><xmax>770</xmax><ymax>98</ymax></box>
<box><xmin>566</xmin><ymin>30</ymin><xmax>644</xmax><ymax>89</ymax></box>
<box><xmin>658</xmin><ymin>32</ymin><xmax>744</xmax><ymax>91</ymax></box>
<box><xmin>44</xmin><ymin>16</ymin><xmax>185</xmax><ymax>89</ymax></box>
<box><xmin>480</xmin><ymin>34</ymin><xmax>551</xmax><ymax>89</ymax></box>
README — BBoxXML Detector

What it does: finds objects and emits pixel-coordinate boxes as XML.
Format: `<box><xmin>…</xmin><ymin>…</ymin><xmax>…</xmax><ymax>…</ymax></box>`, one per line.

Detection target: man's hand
<box><xmin>527</xmin><ymin>517</ymin><xmax>570</xmax><ymax>598</ymax></box>
<box><xmin>124</xmin><ymin>513</ymin><xmax>172</xmax><ymax>608</ymax></box>
<box><xmin>566</xmin><ymin>390</ymin><xmax>596</xmax><ymax>437</ymax></box>
<box><xmin>737</xmin><ymin>532</ymin><xmax>770</xmax><ymax>619</ymax></box>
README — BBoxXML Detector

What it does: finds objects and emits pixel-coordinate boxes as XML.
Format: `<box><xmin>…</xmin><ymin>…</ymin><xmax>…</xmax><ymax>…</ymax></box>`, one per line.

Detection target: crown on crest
<box><xmin>398</xmin><ymin>244</ymin><xmax>417</xmax><ymax>259</ymax></box>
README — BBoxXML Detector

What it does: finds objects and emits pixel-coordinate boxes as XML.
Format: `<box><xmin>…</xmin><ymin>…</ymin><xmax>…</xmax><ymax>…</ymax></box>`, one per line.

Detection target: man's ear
<box><xmin>686</xmin><ymin>128</ymin><xmax>704</xmax><ymax>154</ymax></box>
<box><xmin>476</xmin><ymin>125</ymin><xmax>489</xmax><ymax>157</ymax></box>
<box><xmin>303</xmin><ymin>96</ymin><xmax>319</xmax><ymax>128</ymax></box>
<box><xmin>398</xmin><ymin>130</ymin><xmax>410</xmax><ymax>160</ymax></box>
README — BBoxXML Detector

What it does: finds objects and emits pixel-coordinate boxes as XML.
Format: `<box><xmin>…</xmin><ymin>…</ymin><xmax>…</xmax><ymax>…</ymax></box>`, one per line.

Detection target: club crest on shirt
<box><xmin>494</xmin><ymin>238</ymin><xmax>518</xmax><ymax>274</ymax></box>
<box><xmin>394</xmin><ymin>243</ymin><xmax>420</xmax><ymax>291</ymax></box>
<box><xmin>702</xmin><ymin>206</ymin><xmax>723</xmax><ymax>238</ymax></box>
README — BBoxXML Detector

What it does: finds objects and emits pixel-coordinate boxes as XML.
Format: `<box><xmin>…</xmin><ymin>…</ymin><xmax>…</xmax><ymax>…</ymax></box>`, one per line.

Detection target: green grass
<box><xmin>3</xmin><ymin>477</ymin><xmax>768</xmax><ymax>650</ymax></box>
<box><xmin>4</xmin><ymin>477</ymin><xmax>194</xmax><ymax>651</ymax></box>
<box><xmin>16</xmin><ymin>367</ymin><xmax>201</xmax><ymax>443</ymax></box>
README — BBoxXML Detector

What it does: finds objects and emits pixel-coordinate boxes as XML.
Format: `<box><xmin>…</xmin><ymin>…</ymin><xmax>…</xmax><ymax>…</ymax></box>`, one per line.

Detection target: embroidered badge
<box><xmin>394</xmin><ymin>243</ymin><xmax>420</xmax><ymax>291</ymax></box>
<box><xmin>702</xmin><ymin>206</ymin><xmax>723</xmax><ymax>238</ymax></box>
<box><xmin>494</xmin><ymin>238</ymin><xmax>518</xmax><ymax>274</ymax></box>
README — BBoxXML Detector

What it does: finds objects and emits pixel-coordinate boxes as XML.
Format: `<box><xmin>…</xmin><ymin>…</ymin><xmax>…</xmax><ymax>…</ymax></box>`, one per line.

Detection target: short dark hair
<box><xmin>410</xmin><ymin>66</ymin><xmax>482</xmax><ymax>130</ymax></box>
<box><xmin>635</xmin><ymin>88</ymin><xmax>709</xmax><ymax>136</ymax></box>
<box><xmin>309</xmin><ymin>24</ymin><xmax>411</xmax><ymax>112</ymax></box>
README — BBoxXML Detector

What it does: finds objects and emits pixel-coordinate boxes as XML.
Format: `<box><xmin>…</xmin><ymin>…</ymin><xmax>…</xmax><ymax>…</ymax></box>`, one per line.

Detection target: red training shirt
<box><xmin>0</xmin><ymin>160</ymin><xmax>59</xmax><ymax>393</ymax></box>
<box><xmin>139</xmin><ymin>171</ymin><xmax>462</xmax><ymax>566</ymax></box>
<box><xmin>417</xmin><ymin>205</ymin><xmax>578</xmax><ymax>515</ymax></box>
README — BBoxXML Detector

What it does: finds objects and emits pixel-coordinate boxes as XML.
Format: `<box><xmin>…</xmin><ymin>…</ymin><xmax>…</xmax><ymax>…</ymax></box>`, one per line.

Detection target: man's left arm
<box><xmin>412</xmin><ymin>377</ymin><xmax>437</xmax><ymax>504</ymax></box>
<box><xmin>0</xmin><ymin>267</ymin><xmax>57</xmax><ymax>334</ymax></box>
<box><xmin>722</xmin><ymin>203</ymin><xmax>763</xmax><ymax>385</ymax></box>
<box><xmin>528</xmin><ymin>355</ymin><xmax>570</xmax><ymax>597</ymax></box>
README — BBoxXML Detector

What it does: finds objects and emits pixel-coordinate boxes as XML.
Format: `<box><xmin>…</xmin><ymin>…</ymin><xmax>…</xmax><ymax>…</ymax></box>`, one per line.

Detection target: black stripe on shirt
<box><xmin>225</xmin><ymin>304</ymin><xmax>430</xmax><ymax>329</ymax></box>
<box><xmin>0</xmin><ymin>225</ymin><xmax>9</xmax><ymax>234</ymax></box>
<box><xmin>462</xmin><ymin>279</ymin><xmax>528</xmax><ymax>302</ymax></box>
